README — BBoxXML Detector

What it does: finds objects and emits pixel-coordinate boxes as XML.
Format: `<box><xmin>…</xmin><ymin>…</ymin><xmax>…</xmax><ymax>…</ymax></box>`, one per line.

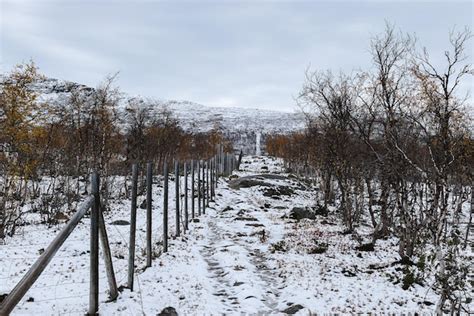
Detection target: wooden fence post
<box><xmin>231</xmin><ymin>154</ymin><xmax>234</xmax><ymax>173</ymax></box>
<box><xmin>198</xmin><ymin>160</ymin><xmax>201</xmax><ymax>216</ymax></box>
<box><xmin>215</xmin><ymin>155</ymin><xmax>218</xmax><ymax>189</ymax></box>
<box><xmin>202</xmin><ymin>161</ymin><xmax>206</xmax><ymax>214</ymax></box>
<box><xmin>0</xmin><ymin>197</ymin><xmax>95</xmax><ymax>315</ymax></box>
<box><xmin>163</xmin><ymin>159</ymin><xmax>169</xmax><ymax>253</ymax></box>
<box><xmin>127</xmin><ymin>164</ymin><xmax>138</xmax><ymax>291</ymax></box>
<box><xmin>238</xmin><ymin>149</ymin><xmax>243</xmax><ymax>170</ymax></box>
<box><xmin>89</xmin><ymin>171</ymin><xmax>100</xmax><ymax>314</ymax></box>
<box><xmin>223</xmin><ymin>153</ymin><xmax>227</xmax><ymax>176</ymax></box>
<box><xmin>175</xmin><ymin>160</ymin><xmax>180</xmax><ymax>237</ymax></box>
<box><xmin>206</xmin><ymin>160</ymin><xmax>210</xmax><ymax>207</ymax></box>
<box><xmin>184</xmin><ymin>162</ymin><xmax>188</xmax><ymax>231</ymax></box>
<box><xmin>146</xmin><ymin>162</ymin><xmax>152</xmax><ymax>268</ymax></box>
<box><xmin>191</xmin><ymin>159</ymin><xmax>195</xmax><ymax>219</ymax></box>
<box><xmin>210</xmin><ymin>158</ymin><xmax>215</xmax><ymax>200</ymax></box>
<box><xmin>98</xmin><ymin>204</ymin><xmax>118</xmax><ymax>301</ymax></box>
<box><xmin>220</xmin><ymin>144</ymin><xmax>224</xmax><ymax>174</ymax></box>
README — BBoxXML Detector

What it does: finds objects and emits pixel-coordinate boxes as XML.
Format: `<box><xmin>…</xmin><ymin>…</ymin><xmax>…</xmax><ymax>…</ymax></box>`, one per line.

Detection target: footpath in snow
<box><xmin>1</xmin><ymin>156</ymin><xmax>440</xmax><ymax>315</ymax></box>
<box><xmin>101</xmin><ymin>156</ymin><xmax>439</xmax><ymax>315</ymax></box>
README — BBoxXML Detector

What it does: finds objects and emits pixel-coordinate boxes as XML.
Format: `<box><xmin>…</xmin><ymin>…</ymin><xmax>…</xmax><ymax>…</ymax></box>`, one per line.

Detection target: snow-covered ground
<box><xmin>0</xmin><ymin>156</ymin><xmax>449</xmax><ymax>315</ymax></box>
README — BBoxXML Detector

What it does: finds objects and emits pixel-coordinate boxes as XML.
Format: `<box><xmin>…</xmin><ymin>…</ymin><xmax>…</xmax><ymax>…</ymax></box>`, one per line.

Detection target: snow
<box><xmin>1</xmin><ymin>75</ymin><xmax>305</xmax><ymax>154</ymax></box>
<box><xmin>0</xmin><ymin>75</ymin><xmax>305</xmax><ymax>136</ymax></box>
<box><xmin>0</xmin><ymin>156</ymin><xmax>454</xmax><ymax>315</ymax></box>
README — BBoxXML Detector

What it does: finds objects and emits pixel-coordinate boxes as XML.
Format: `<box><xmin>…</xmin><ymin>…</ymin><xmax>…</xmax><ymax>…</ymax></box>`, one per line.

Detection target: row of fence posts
<box><xmin>125</xmin><ymin>151</ymin><xmax>239</xmax><ymax>294</ymax></box>
<box><xmin>0</xmin><ymin>149</ymin><xmax>240</xmax><ymax>315</ymax></box>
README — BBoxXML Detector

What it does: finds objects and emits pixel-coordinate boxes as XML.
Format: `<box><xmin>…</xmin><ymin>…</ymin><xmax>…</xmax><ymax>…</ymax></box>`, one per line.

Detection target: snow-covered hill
<box><xmin>1</xmin><ymin>75</ymin><xmax>305</xmax><ymax>154</ymax></box>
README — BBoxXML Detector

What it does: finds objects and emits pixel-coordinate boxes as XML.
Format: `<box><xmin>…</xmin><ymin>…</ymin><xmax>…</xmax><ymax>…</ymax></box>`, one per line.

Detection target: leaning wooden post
<box><xmin>198</xmin><ymin>160</ymin><xmax>202</xmax><ymax>216</ymax></box>
<box><xmin>0</xmin><ymin>196</ymin><xmax>95</xmax><ymax>316</ymax></box>
<box><xmin>175</xmin><ymin>160</ymin><xmax>180</xmax><ymax>237</ymax></box>
<box><xmin>98</xmin><ymin>204</ymin><xmax>118</xmax><ymax>301</ymax></box>
<box><xmin>89</xmin><ymin>171</ymin><xmax>100</xmax><ymax>314</ymax></box>
<box><xmin>146</xmin><ymin>162</ymin><xmax>152</xmax><ymax>268</ymax></box>
<box><xmin>184</xmin><ymin>162</ymin><xmax>189</xmax><ymax>231</ymax></box>
<box><xmin>163</xmin><ymin>159</ymin><xmax>169</xmax><ymax>253</ymax></box>
<box><xmin>191</xmin><ymin>159</ymin><xmax>195</xmax><ymax>219</ymax></box>
<box><xmin>127</xmin><ymin>164</ymin><xmax>138</xmax><ymax>291</ymax></box>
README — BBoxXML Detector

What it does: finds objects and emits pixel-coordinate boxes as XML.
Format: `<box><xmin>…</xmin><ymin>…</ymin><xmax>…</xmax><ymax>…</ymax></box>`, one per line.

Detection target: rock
<box><xmin>229</xmin><ymin>178</ymin><xmax>271</xmax><ymax>189</ymax></box>
<box><xmin>158</xmin><ymin>307</ymin><xmax>178</xmax><ymax>316</ymax></box>
<box><xmin>308</xmin><ymin>245</ymin><xmax>327</xmax><ymax>254</ymax></box>
<box><xmin>286</xmin><ymin>207</ymin><xmax>316</xmax><ymax>221</ymax></box>
<box><xmin>236</xmin><ymin>209</ymin><xmax>247</xmax><ymax>216</ymax></box>
<box><xmin>261</xmin><ymin>166</ymin><xmax>268</xmax><ymax>170</ymax></box>
<box><xmin>356</xmin><ymin>243</ymin><xmax>375</xmax><ymax>252</ymax></box>
<box><xmin>234</xmin><ymin>216</ymin><xmax>258</xmax><ymax>221</ymax></box>
<box><xmin>264</xmin><ymin>203</ymin><xmax>271</xmax><ymax>208</ymax></box>
<box><xmin>191</xmin><ymin>218</ymin><xmax>200</xmax><ymax>223</ymax></box>
<box><xmin>228</xmin><ymin>174</ymin><xmax>289</xmax><ymax>190</ymax></box>
<box><xmin>222</xmin><ymin>206</ymin><xmax>233</xmax><ymax>212</ymax></box>
<box><xmin>26</xmin><ymin>297</ymin><xmax>34</xmax><ymax>302</ymax></box>
<box><xmin>282</xmin><ymin>304</ymin><xmax>304</xmax><ymax>314</ymax></box>
<box><xmin>233</xmin><ymin>281</ymin><xmax>244</xmax><ymax>286</ymax></box>
<box><xmin>0</xmin><ymin>293</ymin><xmax>7</xmax><ymax>304</ymax></box>
<box><xmin>320</xmin><ymin>219</ymin><xmax>336</xmax><ymax>225</ymax></box>
<box><xmin>312</xmin><ymin>204</ymin><xmax>328</xmax><ymax>217</ymax></box>
<box><xmin>110</xmin><ymin>220</ymin><xmax>130</xmax><ymax>226</ymax></box>
<box><xmin>262</xmin><ymin>186</ymin><xmax>294</xmax><ymax>197</ymax></box>
<box><xmin>139</xmin><ymin>200</ymin><xmax>147</xmax><ymax>209</ymax></box>
<box><xmin>341</xmin><ymin>268</ymin><xmax>357</xmax><ymax>277</ymax></box>
<box><xmin>246</xmin><ymin>223</ymin><xmax>265</xmax><ymax>227</ymax></box>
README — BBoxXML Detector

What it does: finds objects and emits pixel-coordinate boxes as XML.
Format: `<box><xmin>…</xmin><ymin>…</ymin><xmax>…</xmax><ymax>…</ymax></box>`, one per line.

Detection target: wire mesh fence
<box><xmin>0</xmin><ymin>148</ymin><xmax>239</xmax><ymax>315</ymax></box>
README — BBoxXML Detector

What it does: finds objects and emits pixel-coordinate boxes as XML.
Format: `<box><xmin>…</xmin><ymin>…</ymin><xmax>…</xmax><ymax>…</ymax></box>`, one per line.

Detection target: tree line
<box><xmin>0</xmin><ymin>62</ymin><xmax>232</xmax><ymax>238</ymax></box>
<box><xmin>267</xmin><ymin>25</ymin><xmax>473</xmax><ymax>313</ymax></box>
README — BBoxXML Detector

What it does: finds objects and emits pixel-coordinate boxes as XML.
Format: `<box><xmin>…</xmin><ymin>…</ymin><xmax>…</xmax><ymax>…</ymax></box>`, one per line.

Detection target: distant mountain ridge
<box><xmin>0</xmin><ymin>75</ymin><xmax>306</xmax><ymax>154</ymax></box>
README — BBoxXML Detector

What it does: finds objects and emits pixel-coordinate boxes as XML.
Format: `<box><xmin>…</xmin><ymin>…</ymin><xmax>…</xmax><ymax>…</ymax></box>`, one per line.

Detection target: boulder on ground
<box><xmin>229</xmin><ymin>177</ymin><xmax>271</xmax><ymax>189</ymax></box>
<box><xmin>286</xmin><ymin>207</ymin><xmax>316</xmax><ymax>220</ymax></box>
<box><xmin>356</xmin><ymin>243</ymin><xmax>375</xmax><ymax>252</ymax></box>
<box><xmin>158</xmin><ymin>307</ymin><xmax>178</xmax><ymax>316</ymax></box>
<box><xmin>282</xmin><ymin>304</ymin><xmax>304</xmax><ymax>314</ymax></box>
<box><xmin>262</xmin><ymin>186</ymin><xmax>294</xmax><ymax>197</ymax></box>
<box><xmin>312</xmin><ymin>204</ymin><xmax>329</xmax><ymax>217</ymax></box>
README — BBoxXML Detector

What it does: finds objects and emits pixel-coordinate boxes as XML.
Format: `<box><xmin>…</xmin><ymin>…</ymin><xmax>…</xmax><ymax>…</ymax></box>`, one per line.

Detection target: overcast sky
<box><xmin>1</xmin><ymin>0</ymin><xmax>472</xmax><ymax>112</ymax></box>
